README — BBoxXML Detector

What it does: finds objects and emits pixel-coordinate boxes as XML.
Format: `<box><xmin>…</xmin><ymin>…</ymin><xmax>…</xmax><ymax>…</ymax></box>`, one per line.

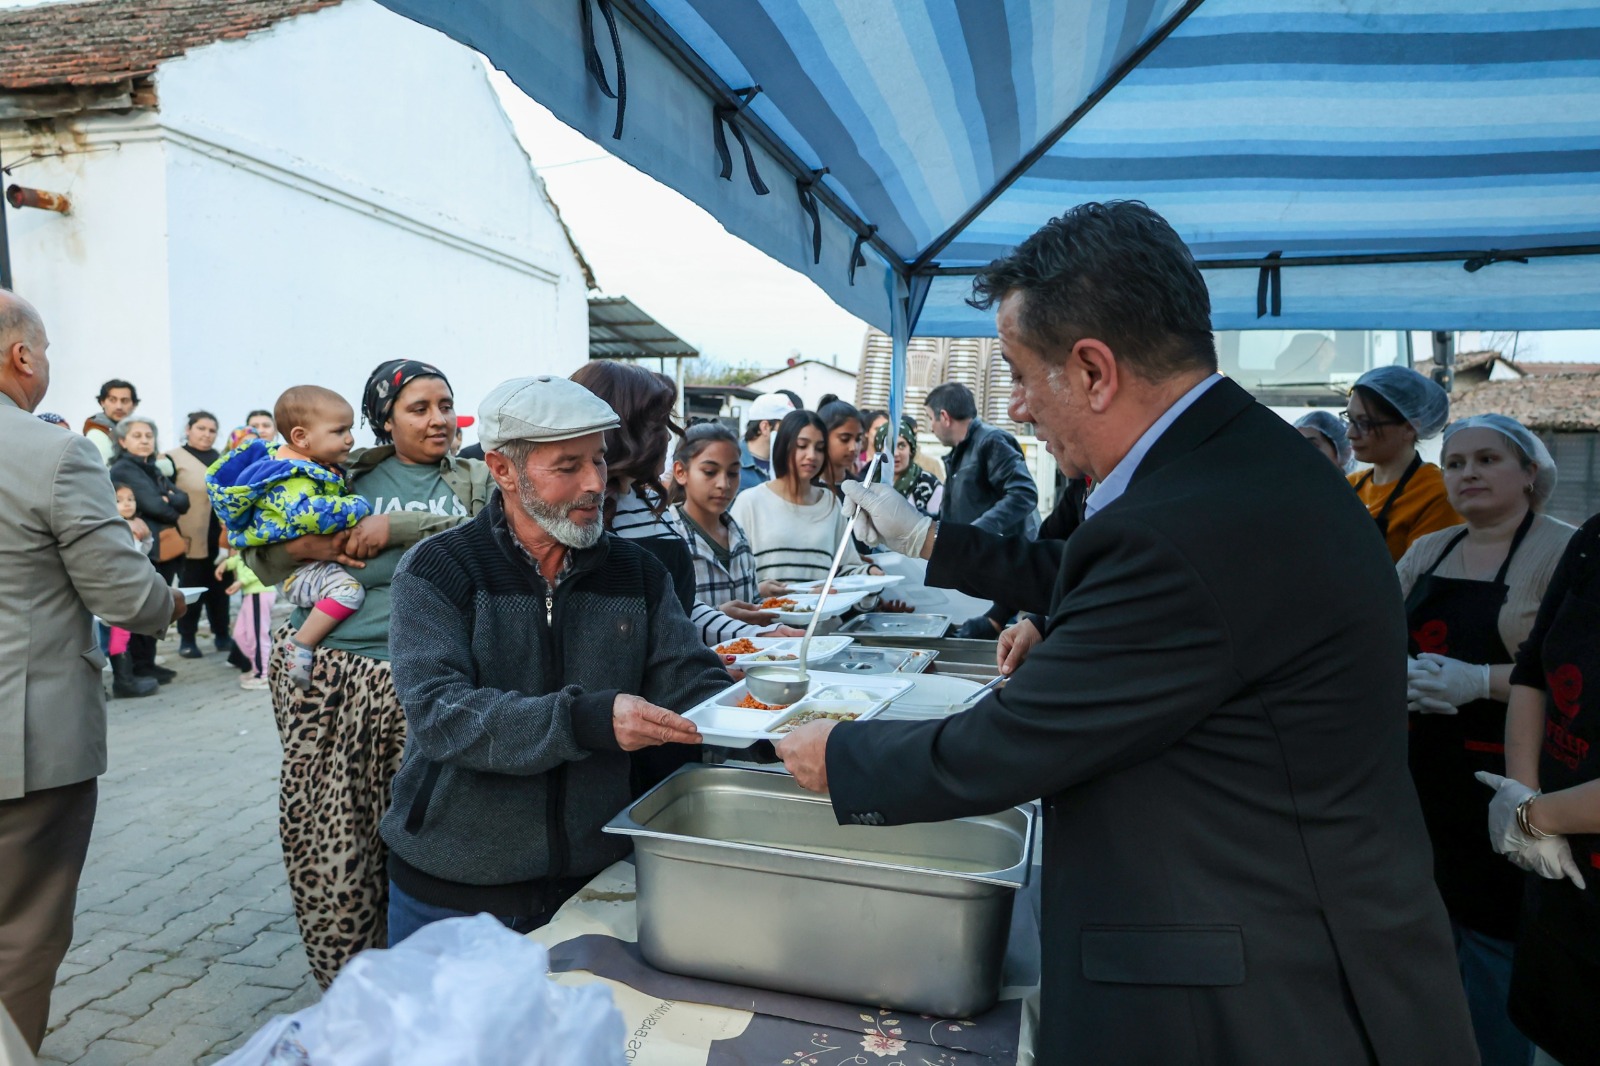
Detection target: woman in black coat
<box><xmin>109</xmin><ymin>415</ymin><xmax>189</xmax><ymax>684</ymax></box>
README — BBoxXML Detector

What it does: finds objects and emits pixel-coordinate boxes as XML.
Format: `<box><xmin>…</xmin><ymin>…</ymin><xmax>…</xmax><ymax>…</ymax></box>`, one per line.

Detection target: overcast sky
<box><xmin>487</xmin><ymin>71</ymin><xmax>869</xmax><ymax>372</ymax></box>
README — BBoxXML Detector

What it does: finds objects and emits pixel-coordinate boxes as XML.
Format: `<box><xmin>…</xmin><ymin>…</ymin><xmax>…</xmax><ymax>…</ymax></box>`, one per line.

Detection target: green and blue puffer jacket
<box><xmin>206</xmin><ymin>440</ymin><xmax>372</xmax><ymax>548</ymax></box>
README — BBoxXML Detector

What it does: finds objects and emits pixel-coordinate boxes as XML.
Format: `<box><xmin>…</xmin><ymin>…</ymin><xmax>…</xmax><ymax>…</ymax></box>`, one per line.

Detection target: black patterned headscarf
<box><xmin>361</xmin><ymin>359</ymin><xmax>450</xmax><ymax>444</ymax></box>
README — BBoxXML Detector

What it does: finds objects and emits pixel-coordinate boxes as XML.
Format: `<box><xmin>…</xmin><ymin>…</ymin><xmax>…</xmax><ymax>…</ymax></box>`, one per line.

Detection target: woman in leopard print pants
<box><xmin>244</xmin><ymin>361</ymin><xmax>489</xmax><ymax>986</ymax></box>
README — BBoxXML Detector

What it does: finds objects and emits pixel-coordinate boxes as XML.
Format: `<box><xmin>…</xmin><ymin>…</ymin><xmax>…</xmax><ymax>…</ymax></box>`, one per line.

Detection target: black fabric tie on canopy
<box><xmin>796</xmin><ymin>168</ymin><xmax>828</xmax><ymax>264</ymax></box>
<box><xmin>579</xmin><ymin>0</ymin><xmax>627</xmax><ymax>140</ymax></box>
<box><xmin>1463</xmin><ymin>249</ymin><xmax>1531</xmax><ymax>273</ymax></box>
<box><xmin>848</xmin><ymin>225</ymin><xmax>877</xmax><ymax>286</ymax></box>
<box><xmin>1256</xmin><ymin>250</ymin><xmax>1282</xmax><ymax>318</ymax></box>
<box><xmin>714</xmin><ymin>87</ymin><xmax>770</xmax><ymax>195</ymax></box>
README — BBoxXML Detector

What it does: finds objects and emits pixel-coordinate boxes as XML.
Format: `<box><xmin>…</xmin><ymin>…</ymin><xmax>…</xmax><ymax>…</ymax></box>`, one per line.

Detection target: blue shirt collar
<box><xmin>1084</xmin><ymin>374</ymin><xmax>1223</xmax><ymax>520</ymax></box>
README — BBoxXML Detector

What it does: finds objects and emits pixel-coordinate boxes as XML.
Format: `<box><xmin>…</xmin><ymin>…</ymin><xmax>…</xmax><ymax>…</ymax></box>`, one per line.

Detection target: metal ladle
<box><xmin>745</xmin><ymin>455</ymin><xmax>884</xmax><ymax>706</ymax></box>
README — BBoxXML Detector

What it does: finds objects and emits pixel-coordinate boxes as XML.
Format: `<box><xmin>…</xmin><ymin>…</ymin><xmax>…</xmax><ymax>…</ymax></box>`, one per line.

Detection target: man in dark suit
<box><xmin>777</xmin><ymin>202</ymin><xmax>1475</xmax><ymax>1065</ymax></box>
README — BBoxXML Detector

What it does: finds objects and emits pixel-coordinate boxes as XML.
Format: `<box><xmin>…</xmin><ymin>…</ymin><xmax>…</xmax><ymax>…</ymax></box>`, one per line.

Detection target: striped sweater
<box><xmin>727</xmin><ymin>481</ymin><xmax>874</xmax><ymax>586</ymax></box>
<box><xmin>610</xmin><ymin>486</ymin><xmax>760</xmax><ymax>645</ymax></box>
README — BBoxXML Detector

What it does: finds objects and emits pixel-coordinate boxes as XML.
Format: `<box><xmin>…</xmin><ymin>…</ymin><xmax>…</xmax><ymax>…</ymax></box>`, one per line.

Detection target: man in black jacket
<box><xmin>382</xmin><ymin>375</ymin><xmax>727</xmax><ymax>944</ymax></box>
<box><xmin>780</xmin><ymin>202</ymin><xmax>1475</xmax><ymax>1064</ymax></box>
<box><xmin>925</xmin><ymin>381</ymin><xmax>1037</xmax><ymax>537</ymax></box>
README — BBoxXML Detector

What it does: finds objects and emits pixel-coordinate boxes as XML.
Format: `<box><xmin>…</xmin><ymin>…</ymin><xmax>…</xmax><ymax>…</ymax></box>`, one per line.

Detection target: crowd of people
<box><xmin>2</xmin><ymin>197</ymin><xmax>1598</xmax><ymax>1066</ymax></box>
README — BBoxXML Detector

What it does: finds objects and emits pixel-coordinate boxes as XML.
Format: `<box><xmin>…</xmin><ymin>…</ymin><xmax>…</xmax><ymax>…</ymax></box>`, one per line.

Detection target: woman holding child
<box><xmin>239</xmin><ymin>360</ymin><xmax>490</xmax><ymax>988</ymax></box>
<box><xmin>109</xmin><ymin>415</ymin><xmax>190</xmax><ymax>685</ymax></box>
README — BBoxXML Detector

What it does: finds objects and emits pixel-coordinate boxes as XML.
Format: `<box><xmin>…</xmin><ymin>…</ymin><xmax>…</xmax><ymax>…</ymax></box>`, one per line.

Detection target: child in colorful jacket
<box><xmin>207</xmin><ymin>385</ymin><xmax>371</xmax><ymax>690</ymax></box>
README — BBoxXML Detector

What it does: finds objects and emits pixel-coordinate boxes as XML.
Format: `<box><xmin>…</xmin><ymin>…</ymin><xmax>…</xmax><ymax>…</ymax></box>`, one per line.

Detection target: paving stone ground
<box><xmin>36</xmin><ymin>625</ymin><xmax>321</xmax><ymax>1066</ymax></box>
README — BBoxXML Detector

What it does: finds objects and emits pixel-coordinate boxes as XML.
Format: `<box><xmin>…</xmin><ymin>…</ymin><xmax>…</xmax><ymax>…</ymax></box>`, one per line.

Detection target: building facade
<box><xmin>0</xmin><ymin>0</ymin><xmax>589</xmax><ymax>445</ymax></box>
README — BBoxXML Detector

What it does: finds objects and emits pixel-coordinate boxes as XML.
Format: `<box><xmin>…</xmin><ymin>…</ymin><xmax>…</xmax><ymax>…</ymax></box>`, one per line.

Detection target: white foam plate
<box><xmin>684</xmin><ymin>671</ymin><xmax>914</xmax><ymax>747</ymax></box>
<box><xmin>878</xmin><ymin>674</ymin><xmax>987</xmax><ymax>721</ymax></box>
<box><xmin>178</xmin><ymin>586</ymin><xmax>207</xmax><ymax>604</ymax></box>
<box><xmin>797</xmin><ymin>573</ymin><xmax>907</xmax><ymax>596</ymax></box>
<box><xmin>710</xmin><ymin>635</ymin><xmax>853</xmax><ymax>668</ymax></box>
<box><xmin>766</xmin><ymin>591</ymin><xmax>868</xmax><ymax>625</ymax></box>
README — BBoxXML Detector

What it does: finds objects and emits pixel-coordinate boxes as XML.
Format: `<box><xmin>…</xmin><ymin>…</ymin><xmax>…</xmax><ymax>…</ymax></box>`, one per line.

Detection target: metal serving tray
<box><xmin>837</xmin><ymin>613</ymin><xmax>951</xmax><ymax>639</ymax></box>
<box><xmin>857</xmin><ymin>635</ymin><xmax>1002</xmax><ymax>682</ymax></box>
<box><xmin>827</xmin><ymin>646</ymin><xmax>935</xmax><ymax>675</ymax></box>
<box><xmin>605</xmin><ymin>765</ymin><xmax>1033</xmax><ymax>1017</ymax></box>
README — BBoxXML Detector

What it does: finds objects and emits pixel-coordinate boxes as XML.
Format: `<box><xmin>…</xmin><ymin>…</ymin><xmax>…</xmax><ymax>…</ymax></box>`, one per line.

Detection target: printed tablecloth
<box><xmin>528</xmin><ymin>860</ymin><xmax>1041</xmax><ymax>1066</ymax></box>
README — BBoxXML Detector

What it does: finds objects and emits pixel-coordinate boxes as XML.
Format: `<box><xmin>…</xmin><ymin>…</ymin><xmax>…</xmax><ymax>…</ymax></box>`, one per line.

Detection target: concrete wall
<box><xmin>155</xmin><ymin>0</ymin><xmax>587</xmax><ymax>446</ymax></box>
<box><xmin>0</xmin><ymin>118</ymin><xmax>174</xmax><ymax>437</ymax></box>
<box><xmin>745</xmin><ymin>362</ymin><xmax>858</xmax><ymax>411</ymax></box>
<box><xmin>2</xmin><ymin>0</ymin><xmax>587</xmax><ymax>448</ymax></box>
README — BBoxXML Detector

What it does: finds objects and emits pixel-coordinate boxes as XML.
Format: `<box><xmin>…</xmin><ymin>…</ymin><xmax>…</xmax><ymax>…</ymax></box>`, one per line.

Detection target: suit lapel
<box><xmin>1125</xmin><ymin>376</ymin><xmax>1255</xmax><ymax>494</ymax></box>
<box><xmin>1045</xmin><ymin>377</ymin><xmax>1255</xmax><ymax>622</ymax></box>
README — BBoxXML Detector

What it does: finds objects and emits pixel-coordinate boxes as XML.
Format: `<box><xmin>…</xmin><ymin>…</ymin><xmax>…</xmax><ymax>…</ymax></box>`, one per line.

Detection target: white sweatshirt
<box><xmin>728</xmin><ymin>482</ymin><xmax>873</xmax><ymax>586</ymax></box>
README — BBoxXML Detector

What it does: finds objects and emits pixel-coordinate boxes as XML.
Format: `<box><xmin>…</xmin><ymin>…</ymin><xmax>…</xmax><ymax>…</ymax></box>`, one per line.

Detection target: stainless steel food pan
<box><xmin>837</xmin><ymin>613</ymin><xmax>951</xmax><ymax>638</ymax></box>
<box><xmin>829</xmin><ymin>646</ymin><xmax>925</xmax><ymax>675</ymax></box>
<box><xmin>604</xmin><ymin>765</ymin><xmax>1033</xmax><ymax>1017</ymax></box>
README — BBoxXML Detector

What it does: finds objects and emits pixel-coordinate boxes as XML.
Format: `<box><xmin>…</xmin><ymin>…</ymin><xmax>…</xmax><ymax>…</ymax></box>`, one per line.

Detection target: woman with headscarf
<box><xmin>1395</xmin><ymin>414</ymin><xmax>1576</xmax><ymax>1065</ymax></box>
<box><xmin>1294</xmin><ymin>409</ymin><xmax>1356</xmax><ymax>473</ymax></box>
<box><xmin>241</xmin><ymin>359</ymin><xmax>491</xmax><ymax>988</ymax></box>
<box><xmin>1346</xmin><ymin>365</ymin><xmax>1462</xmax><ymax>561</ymax></box>
<box><xmin>108</xmin><ymin>415</ymin><xmax>190</xmax><ymax>684</ymax></box>
<box><xmin>875</xmin><ymin>416</ymin><xmax>942</xmax><ymax>517</ymax></box>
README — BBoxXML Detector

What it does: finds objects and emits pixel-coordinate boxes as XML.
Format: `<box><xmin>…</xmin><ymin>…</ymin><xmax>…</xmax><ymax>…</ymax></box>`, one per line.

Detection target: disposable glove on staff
<box><xmin>1410</xmin><ymin>652</ymin><xmax>1491</xmax><ymax>711</ymax></box>
<box><xmin>1476</xmin><ymin>771</ymin><xmax>1540</xmax><ymax>854</ymax></box>
<box><xmin>840</xmin><ymin>479</ymin><xmax>933</xmax><ymax>557</ymax></box>
<box><xmin>1516</xmin><ymin>834</ymin><xmax>1588</xmax><ymax>889</ymax></box>
<box><xmin>1475</xmin><ymin>772</ymin><xmax>1589</xmax><ymax>889</ymax></box>
<box><xmin>1406</xmin><ymin>656</ymin><xmax>1456</xmax><ymax>714</ymax></box>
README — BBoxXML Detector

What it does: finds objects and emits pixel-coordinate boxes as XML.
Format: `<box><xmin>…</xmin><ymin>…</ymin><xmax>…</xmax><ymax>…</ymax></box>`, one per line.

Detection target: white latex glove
<box><xmin>1514</xmin><ymin>834</ymin><xmax>1588</xmax><ymax>889</ymax></box>
<box><xmin>1410</xmin><ymin>653</ymin><xmax>1490</xmax><ymax>712</ymax></box>
<box><xmin>1406</xmin><ymin>657</ymin><xmax>1454</xmax><ymax>714</ymax></box>
<box><xmin>840</xmin><ymin>479</ymin><xmax>933</xmax><ymax>557</ymax></box>
<box><xmin>1475</xmin><ymin>771</ymin><xmax>1540</xmax><ymax>855</ymax></box>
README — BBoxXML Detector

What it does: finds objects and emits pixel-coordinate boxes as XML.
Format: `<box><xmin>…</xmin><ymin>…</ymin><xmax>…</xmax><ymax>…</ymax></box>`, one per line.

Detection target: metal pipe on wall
<box><xmin>0</xmin><ymin>142</ymin><xmax>13</xmax><ymax>290</ymax></box>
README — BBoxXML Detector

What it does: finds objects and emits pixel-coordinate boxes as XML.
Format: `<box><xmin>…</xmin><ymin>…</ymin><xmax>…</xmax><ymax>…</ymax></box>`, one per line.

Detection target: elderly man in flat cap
<box><xmin>381</xmin><ymin>375</ymin><xmax>730</xmax><ymax>942</ymax></box>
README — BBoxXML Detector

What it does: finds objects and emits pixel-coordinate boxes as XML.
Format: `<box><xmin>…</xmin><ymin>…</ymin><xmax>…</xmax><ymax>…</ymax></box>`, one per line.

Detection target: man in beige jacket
<box><xmin>0</xmin><ymin>290</ymin><xmax>184</xmax><ymax>1052</ymax></box>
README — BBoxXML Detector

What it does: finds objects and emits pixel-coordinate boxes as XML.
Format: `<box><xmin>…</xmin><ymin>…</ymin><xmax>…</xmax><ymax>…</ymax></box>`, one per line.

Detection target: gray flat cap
<box><xmin>478</xmin><ymin>375</ymin><xmax>621</xmax><ymax>451</ymax></box>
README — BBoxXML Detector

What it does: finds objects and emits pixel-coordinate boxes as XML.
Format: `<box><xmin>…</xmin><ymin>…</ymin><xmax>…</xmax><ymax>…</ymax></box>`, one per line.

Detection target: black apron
<box><xmin>1508</xmin><ymin>539</ymin><xmax>1600</xmax><ymax>1065</ymax></box>
<box><xmin>1405</xmin><ymin>509</ymin><xmax>1535</xmax><ymax>940</ymax></box>
<box><xmin>1355</xmin><ymin>452</ymin><xmax>1424</xmax><ymax>541</ymax></box>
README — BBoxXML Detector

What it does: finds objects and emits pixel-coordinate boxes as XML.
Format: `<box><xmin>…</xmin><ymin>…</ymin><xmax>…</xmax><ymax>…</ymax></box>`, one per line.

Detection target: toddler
<box><xmin>218</xmin><ymin>550</ymin><xmax>274</xmax><ymax>690</ymax></box>
<box><xmin>207</xmin><ymin>385</ymin><xmax>372</xmax><ymax>689</ymax></box>
<box><xmin>105</xmin><ymin>483</ymin><xmax>157</xmax><ymax>695</ymax></box>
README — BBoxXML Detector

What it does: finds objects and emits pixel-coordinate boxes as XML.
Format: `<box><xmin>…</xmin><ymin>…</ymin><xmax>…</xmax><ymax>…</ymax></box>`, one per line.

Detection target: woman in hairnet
<box><xmin>1396</xmin><ymin>413</ymin><xmax>1577</xmax><ymax>1066</ymax></box>
<box><xmin>1293</xmin><ymin>410</ymin><xmax>1355</xmax><ymax>472</ymax></box>
<box><xmin>1346</xmin><ymin>365</ymin><xmax>1462</xmax><ymax>560</ymax></box>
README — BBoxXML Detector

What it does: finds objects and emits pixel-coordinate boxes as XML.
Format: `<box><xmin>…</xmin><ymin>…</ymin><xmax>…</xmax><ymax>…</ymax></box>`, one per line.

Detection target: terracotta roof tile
<box><xmin>0</xmin><ymin>0</ymin><xmax>342</xmax><ymax>92</ymax></box>
<box><xmin>1451</xmin><ymin>369</ymin><xmax>1600</xmax><ymax>432</ymax></box>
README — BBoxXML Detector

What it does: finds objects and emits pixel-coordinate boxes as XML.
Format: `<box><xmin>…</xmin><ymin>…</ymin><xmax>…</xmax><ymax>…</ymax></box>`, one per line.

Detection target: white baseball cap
<box><xmin>477</xmin><ymin>375</ymin><xmax>621</xmax><ymax>452</ymax></box>
<box><xmin>744</xmin><ymin>392</ymin><xmax>795</xmax><ymax>428</ymax></box>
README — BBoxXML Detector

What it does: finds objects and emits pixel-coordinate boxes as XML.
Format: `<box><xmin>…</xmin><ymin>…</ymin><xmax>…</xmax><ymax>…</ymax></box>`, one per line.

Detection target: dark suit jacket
<box><xmin>826</xmin><ymin>378</ymin><xmax>1475</xmax><ymax>1065</ymax></box>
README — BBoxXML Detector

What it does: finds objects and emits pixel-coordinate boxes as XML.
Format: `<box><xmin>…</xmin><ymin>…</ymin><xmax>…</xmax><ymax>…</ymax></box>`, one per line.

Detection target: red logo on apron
<box><xmin>1412</xmin><ymin>620</ymin><xmax>1450</xmax><ymax>655</ymax></box>
<box><xmin>1549</xmin><ymin>663</ymin><xmax>1583</xmax><ymax>720</ymax></box>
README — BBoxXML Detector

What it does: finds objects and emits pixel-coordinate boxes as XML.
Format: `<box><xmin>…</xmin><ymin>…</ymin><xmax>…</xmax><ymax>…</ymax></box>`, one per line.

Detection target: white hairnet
<box><xmin>1443</xmin><ymin>414</ymin><xmax>1558</xmax><ymax>510</ymax></box>
<box><xmin>1293</xmin><ymin>410</ymin><xmax>1356</xmax><ymax>472</ymax></box>
<box><xmin>1353</xmin><ymin>365</ymin><xmax>1451</xmax><ymax>440</ymax></box>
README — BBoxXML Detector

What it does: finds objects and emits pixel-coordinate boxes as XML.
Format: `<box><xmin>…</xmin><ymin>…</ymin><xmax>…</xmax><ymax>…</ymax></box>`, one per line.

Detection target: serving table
<box><xmin>528</xmin><ymin>858</ymin><xmax>1041</xmax><ymax>1065</ymax></box>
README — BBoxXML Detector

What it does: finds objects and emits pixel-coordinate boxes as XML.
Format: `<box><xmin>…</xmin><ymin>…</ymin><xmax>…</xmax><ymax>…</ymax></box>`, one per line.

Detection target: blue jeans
<box><xmin>387</xmin><ymin>878</ymin><xmax>585</xmax><ymax>947</ymax></box>
<box><xmin>1455</xmin><ymin>923</ymin><xmax>1534</xmax><ymax>1066</ymax></box>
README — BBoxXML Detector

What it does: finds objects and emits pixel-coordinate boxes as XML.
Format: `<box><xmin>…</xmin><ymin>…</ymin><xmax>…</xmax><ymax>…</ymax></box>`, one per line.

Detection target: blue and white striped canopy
<box><xmin>378</xmin><ymin>0</ymin><xmax>1600</xmax><ymax>339</ymax></box>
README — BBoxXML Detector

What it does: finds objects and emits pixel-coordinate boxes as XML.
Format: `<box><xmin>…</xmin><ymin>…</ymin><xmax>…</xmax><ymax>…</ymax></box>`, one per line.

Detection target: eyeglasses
<box><xmin>1339</xmin><ymin>412</ymin><xmax>1401</xmax><ymax>435</ymax></box>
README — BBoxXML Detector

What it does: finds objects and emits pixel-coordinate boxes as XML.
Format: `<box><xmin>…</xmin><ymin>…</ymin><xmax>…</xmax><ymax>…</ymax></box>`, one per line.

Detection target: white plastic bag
<box><xmin>220</xmin><ymin>915</ymin><xmax>624</xmax><ymax>1065</ymax></box>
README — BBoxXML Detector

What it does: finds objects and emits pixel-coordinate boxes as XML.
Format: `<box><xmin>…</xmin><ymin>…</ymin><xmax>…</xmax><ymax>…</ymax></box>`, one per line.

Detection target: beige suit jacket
<box><xmin>0</xmin><ymin>393</ymin><xmax>175</xmax><ymax>799</ymax></box>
